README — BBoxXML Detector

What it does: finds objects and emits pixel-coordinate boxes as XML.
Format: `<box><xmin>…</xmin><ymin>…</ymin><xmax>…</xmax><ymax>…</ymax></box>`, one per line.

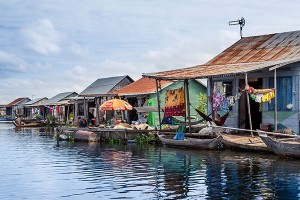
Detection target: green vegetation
<box><xmin>136</xmin><ymin>134</ymin><xmax>158</xmax><ymax>144</ymax></box>
<box><xmin>69</xmin><ymin>112</ymin><xmax>74</xmax><ymax>124</ymax></box>
<box><xmin>197</xmin><ymin>92</ymin><xmax>207</xmax><ymax>114</ymax></box>
<box><xmin>35</xmin><ymin>114</ymin><xmax>42</xmax><ymax>120</ymax></box>
<box><xmin>108</xmin><ymin>138</ymin><xmax>125</xmax><ymax>144</ymax></box>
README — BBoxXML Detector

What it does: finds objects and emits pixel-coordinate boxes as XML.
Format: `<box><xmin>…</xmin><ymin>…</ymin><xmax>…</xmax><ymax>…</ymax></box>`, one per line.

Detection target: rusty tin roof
<box><xmin>114</xmin><ymin>77</ymin><xmax>172</xmax><ymax>96</ymax></box>
<box><xmin>6</xmin><ymin>98</ymin><xmax>27</xmax><ymax>107</ymax></box>
<box><xmin>144</xmin><ymin>30</ymin><xmax>300</xmax><ymax>80</ymax></box>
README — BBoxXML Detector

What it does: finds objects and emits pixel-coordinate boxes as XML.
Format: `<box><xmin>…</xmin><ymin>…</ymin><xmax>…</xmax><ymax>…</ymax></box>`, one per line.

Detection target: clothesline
<box><xmin>211</xmin><ymin>86</ymin><xmax>276</xmax><ymax>111</ymax></box>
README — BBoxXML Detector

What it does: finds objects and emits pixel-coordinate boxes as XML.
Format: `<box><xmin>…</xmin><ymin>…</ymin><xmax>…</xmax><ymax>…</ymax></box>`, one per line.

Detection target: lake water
<box><xmin>1</xmin><ymin>122</ymin><xmax>300</xmax><ymax>199</ymax></box>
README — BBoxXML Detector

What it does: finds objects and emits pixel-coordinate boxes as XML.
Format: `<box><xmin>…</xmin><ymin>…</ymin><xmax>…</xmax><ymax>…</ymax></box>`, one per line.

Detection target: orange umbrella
<box><xmin>100</xmin><ymin>99</ymin><xmax>133</xmax><ymax>111</ymax></box>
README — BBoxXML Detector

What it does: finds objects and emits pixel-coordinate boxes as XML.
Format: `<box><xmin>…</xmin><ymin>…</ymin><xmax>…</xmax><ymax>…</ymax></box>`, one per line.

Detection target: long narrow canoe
<box><xmin>259</xmin><ymin>134</ymin><xmax>300</xmax><ymax>158</ymax></box>
<box><xmin>220</xmin><ymin>133</ymin><xmax>271</xmax><ymax>152</ymax></box>
<box><xmin>12</xmin><ymin>121</ymin><xmax>43</xmax><ymax>128</ymax></box>
<box><xmin>157</xmin><ymin>133</ymin><xmax>222</xmax><ymax>149</ymax></box>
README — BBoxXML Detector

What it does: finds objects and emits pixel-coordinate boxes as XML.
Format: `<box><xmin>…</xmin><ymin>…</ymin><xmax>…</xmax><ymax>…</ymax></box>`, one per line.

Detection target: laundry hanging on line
<box><xmin>246</xmin><ymin>86</ymin><xmax>275</xmax><ymax>103</ymax></box>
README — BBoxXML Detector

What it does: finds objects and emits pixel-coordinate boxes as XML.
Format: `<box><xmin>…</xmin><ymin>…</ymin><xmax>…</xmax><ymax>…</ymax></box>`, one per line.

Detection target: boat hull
<box><xmin>157</xmin><ymin>134</ymin><xmax>222</xmax><ymax>150</ymax></box>
<box><xmin>12</xmin><ymin>121</ymin><xmax>44</xmax><ymax>128</ymax></box>
<box><xmin>260</xmin><ymin>134</ymin><xmax>300</xmax><ymax>158</ymax></box>
<box><xmin>221</xmin><ymin>133</ymin><xmax>271</xmax><ymax>152</ymax></box>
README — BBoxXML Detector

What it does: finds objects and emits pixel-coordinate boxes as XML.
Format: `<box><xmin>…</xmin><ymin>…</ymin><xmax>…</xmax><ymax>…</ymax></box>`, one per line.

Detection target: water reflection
<box><xmin>0</xmin><ymin>123</ymin><xmax>300</xmax><ymax>199</ymax></box>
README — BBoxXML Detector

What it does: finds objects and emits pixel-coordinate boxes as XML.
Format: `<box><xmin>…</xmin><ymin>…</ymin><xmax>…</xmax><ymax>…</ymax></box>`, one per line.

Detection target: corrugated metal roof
<box><xmin>79</xmin><ymin>75</ymin><xmax>133</xmax><ymax>96</ymax></box>
<box><xmin>24</xmin><ymin>97</ymin><xmax>48</xmax><ymax>106</ymax></box>
<box><xmin>6</xmin><ymin>98</ymin><xmax>27</xmax><ymax>107</ymax></box>
<box><xmin>144</xmin><ymin>30</ymin><xmax>300</xmax><ymax>80</ymax></box>
<box><xmin>43</xmin><ymin>92</ymin><xmax>77</xmax><ymax>106</ymax></box>
<box><xmin>114</xmin><ymin>77</ymin><xmax>172</xmax><ymax>96</ymax></box>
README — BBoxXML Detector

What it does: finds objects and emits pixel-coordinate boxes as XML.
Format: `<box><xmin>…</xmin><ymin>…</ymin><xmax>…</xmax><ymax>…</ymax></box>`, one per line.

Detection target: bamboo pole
<box><xmin>245</xmin><ymin>73</ymin><xmax>253</xmax><ymax>137</ymax></box>
<box><xmin>185</xmin><ymin>80</ymin><xmax>191</xmax><ymax>134</ymax></box>
<box><xmin>274</xmin><ymin>68</ymin><xmax>278</xmax><ymax>131</ymax></box>
<box><xmin>155</xmin><ymin>79</ymin><xmax>162</xmax><ymax>130</ymax></box>
<box><xmin>209</xmin><ymin>124</ymin><xmax>298</xmax><ymax>138</ymax></box>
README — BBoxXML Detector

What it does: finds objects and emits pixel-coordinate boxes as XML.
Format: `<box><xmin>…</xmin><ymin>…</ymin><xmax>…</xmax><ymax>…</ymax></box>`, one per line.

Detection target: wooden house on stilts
<box><xmin>43</xmin><ymin>92</ymin><xmax>78</xmax><ymax>123</ymax></box>
<box><xmin>78</xmin><ymin>75</ymin><xmax>134</xmax><ymax>126</ymax></box>
<box><xmin>114</xmin><ymin>77</ymin><xmax>206</xmax><ymax>126</ymax></box>
<box><xmin>144</xmin><ymin>30</ymin><xmax>300</xmax><ymax>134</ymax></box>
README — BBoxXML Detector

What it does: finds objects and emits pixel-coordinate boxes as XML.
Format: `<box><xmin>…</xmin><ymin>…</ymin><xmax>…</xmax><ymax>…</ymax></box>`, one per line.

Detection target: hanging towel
<box><xmin>147</xmin><ymin>99</ymin><xmax>155</xmax><ymax>126</ymax></box>
<box><xmin>164</xmin><ymin>87</ymin><xmax>185</xmax><ymax>117</ymax></box>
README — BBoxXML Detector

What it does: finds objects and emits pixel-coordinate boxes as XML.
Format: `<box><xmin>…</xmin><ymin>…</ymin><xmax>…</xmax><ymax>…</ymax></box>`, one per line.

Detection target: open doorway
<box><xmin>239</xmin><ymin>78</ymin><xmax>262</xmax><ymax>130</ymax></box>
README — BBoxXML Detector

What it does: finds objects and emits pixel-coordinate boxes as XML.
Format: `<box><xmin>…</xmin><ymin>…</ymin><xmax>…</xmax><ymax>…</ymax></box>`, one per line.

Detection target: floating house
<box><xmin>24</xmin><ymin>97</ymin><xmax>48</xmax><ymax>119</ymax></box>
<box><xmin>6</xmin><ymin>97</ymin><xmax>31</xmax><ymax>118</ymax></box>
<box><xmin>115</xmin><ymin>77</ymin><xmax>207</xmax><ymax>126</ymax></box>
<box><xmin>145</xmin><ymin>30</ymin><xmax>300</xmax><ymax>133</ymax></box>
<box><xmin>0</xmin><ymin>105</ymin><xmax>6</xmax><ymax>117</ymax></box>
<box><xmin>43</xmin><ymin>92</ymin><xmax>77</xmax><ymax>122</ymax></box>
<box><xmin>78</xmin><ymin>75</ymin><xmax>134</xmax><ymax>125</ymax></box>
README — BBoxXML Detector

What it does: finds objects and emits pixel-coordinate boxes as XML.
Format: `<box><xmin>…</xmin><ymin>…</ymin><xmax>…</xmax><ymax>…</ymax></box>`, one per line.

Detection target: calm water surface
<box><xmin>0</xmin><ymin>122</ymin><xmax>300</xmax><ymax>199</ymax></box>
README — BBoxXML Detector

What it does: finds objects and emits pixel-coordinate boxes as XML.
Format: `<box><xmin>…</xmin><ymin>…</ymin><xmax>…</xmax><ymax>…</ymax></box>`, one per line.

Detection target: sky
<box><xmin>1</xmin><ymin>0</ymin><xmax>300</xmax><ymax>104</ymax></box>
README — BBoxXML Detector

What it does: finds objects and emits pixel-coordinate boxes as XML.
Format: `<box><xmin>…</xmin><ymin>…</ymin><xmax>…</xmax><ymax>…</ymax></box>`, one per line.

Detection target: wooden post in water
<box><xmin>183</xmin><ymin>81</ymin><xmax>187</xmax><ymax>125</ymax></box>
<box><xmin>96</xmin><ymin>97</ymin><xmax>100</xmax><ymax>126</ymax></box>
<box><xmin>184</xmin><ymin>79</ymin><xmax>191</xmax><ymax>134</ymax></box>
<box><xmin>209</xmin><ymin>77</ymin><xmax>215</xmax><ymax>122</ymax></box>
<box><xmin>245</xmin><ymin>73</ymin><xmax>253</xmax><ymax>137</ymax></box>
<box><xmin>83</xmin><ymin>97</ymin><xmax>87</xmax><ymax>121</ymax></box>
<box><xmin>66</xmin><ymin>105</ymin><xmax>69</xmax><ymax>126</ymax></box>
<box><xmin>274</xmin><ymin>68</ymin><xmax>278</xmax><ymax>131</ymax></box>
<box><xmin>155</xmin><ymin>79</ymin><xmax>162</xmax><ymax>130</ymax></box>
<box><xmin>74</xmin><ymin>101</ymin><xmax>78</xmax><ymax>123</ymax></box>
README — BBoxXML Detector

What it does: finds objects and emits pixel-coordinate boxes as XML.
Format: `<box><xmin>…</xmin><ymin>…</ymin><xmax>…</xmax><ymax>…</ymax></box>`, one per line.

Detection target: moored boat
<box><xmin>12</xmin><ymin>121</ymin><xmax>43</xmax><ymax>127</ymax></box>
<box><xmin>157</xmin><ymin>133</ymin><xmax>222</xmax><ymax>149</ymax></box>
<box><xmin>0</xmin><ymin>117</ymin><xmax>15</xmax><ymax>122</ymax></box>
<box><xmin>259</xmin><ymin>133</ymin><xmax>300</xmax><ymax>158</ymax></box>
<box><xmin>220</xmin><ymin>133</ymin><xmax>271</xmax><ymax>152</ymax></box>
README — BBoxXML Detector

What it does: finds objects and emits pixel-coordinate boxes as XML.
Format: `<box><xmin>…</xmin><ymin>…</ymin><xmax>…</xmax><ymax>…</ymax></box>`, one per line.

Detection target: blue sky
<box><xmin>1</xmin><ymin>0</ymin><xmax>300</xmax><ymax>104</ymax></box>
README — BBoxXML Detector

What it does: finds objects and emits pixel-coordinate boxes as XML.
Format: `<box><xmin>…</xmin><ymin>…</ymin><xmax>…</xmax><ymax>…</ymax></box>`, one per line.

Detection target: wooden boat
<box><xmin>0</xmin><ymin>117</ymin><xmax>15</xmax><ymax>122</ymax></box>
<box><xmin>220</xmin><ymin>133</ymin><xmax>271</xmax><ymax>152</ymax></box>
<box><xmin>259</xmin><ymin>134</ymin><xmax>300</xmax><ymax>158</ymax></box>
<box><xmin>157</xmin><ymin>133</ymin><xmax>222</xmax><ymax>149</ymax></box>
<box><xmin>12</xmin><ymin>121</ymin><xmax>44</xmax><ymax>128</ymax></box>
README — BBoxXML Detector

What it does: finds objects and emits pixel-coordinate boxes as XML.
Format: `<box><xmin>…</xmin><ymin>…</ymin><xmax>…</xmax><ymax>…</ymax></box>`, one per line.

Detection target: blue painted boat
<box><xmin>0</xmin><ymin>117</ymin><xmax>15</xmax><ymax>122</ymax></box>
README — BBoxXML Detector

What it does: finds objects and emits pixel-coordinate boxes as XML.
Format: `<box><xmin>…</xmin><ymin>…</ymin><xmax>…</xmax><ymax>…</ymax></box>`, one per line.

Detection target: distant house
<box><xmin>145</xmin><ymin>30</ymin><xmax>300</xmax><ymax>133</ymax></box>
<box><xmin>24</xmin><ymin>97</ymin><xmax>48</xmax><ymax>119</ymax></box>
<box><xmin>0</xmin><ymin>105</ymin><xmax>6</xmax><ymax>117</ymax></box>
<box><xmin>6</xmin><ymin>97</ymin><xmax>31</xmax><ymax>118</ymax></box>
<box><xmin>114</xmin><ymin>77</ymin><xmax>207</xmax><ymax>125</ymax></box>
<box><xmin>43</xmin><ymin>92</ymin><xmax>77</xmax><ymax>122</ymax></box>
<box><xmin>78</xmin><ymin>75</ymin><xmax>134</xmax><ymax>125</ymax></box>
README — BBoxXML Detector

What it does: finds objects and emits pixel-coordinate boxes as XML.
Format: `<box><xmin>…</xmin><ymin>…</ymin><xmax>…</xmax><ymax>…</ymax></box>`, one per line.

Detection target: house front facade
<box><xmin>115</xmin><ymin>77</ymin><xmax>207</xmax><ymax>126</ymax></box>
<box><xmin>145</xmin><ymin>30</ymin><xmax>300</xmax><ymax>133</ymax></box>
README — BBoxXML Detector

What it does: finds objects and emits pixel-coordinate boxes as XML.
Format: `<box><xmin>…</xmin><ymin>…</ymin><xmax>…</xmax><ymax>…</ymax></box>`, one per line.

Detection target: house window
<box><xmin>269</xmin><ymin>76</ymin><xmax>292</xmax><ymax>111</ymax></box>
<box><xmin>214</xmin><ymin>81</ymin><xmax>233</xmax><ymax>111</ymax></box>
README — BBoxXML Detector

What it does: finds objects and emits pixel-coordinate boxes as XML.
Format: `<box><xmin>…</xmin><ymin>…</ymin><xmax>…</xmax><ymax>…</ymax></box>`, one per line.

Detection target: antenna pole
<box><xmin>229</xmin><ymin>17</ymin><xmax>245</xmax><ymax>39</ymax></box>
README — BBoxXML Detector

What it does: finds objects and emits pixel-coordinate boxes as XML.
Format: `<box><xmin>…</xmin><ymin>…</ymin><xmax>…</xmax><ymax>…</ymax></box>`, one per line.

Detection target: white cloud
<box><xmin>64</xmin><ymin>65</ymin><xmax>89</xmax><ymax>82</ymax></box>
<box><xmin>0</xmin><ymin>78</ymin><xmax>48</xmax><ymax>104</ymax></box>
<box><xmin>0</xmin><ymin>50</ymin><xmax>28</xmax><ymax>72</ymax></box>
<box><xmin>21</xmin><ymin>19</ymin><xmax>63</xmax><ymax>55</ymax></box>
<box><xmin>69</xmin><ymin>42</ymin><xmax>90</xmax><ymax>57</ymax></box>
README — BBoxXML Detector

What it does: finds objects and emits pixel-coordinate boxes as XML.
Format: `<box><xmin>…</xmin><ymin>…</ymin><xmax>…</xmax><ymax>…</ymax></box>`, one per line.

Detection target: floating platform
<box><xmin>56</xmin><ymin>127</ymin><xmax>158</xmax><ymax>142</ymax></box>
